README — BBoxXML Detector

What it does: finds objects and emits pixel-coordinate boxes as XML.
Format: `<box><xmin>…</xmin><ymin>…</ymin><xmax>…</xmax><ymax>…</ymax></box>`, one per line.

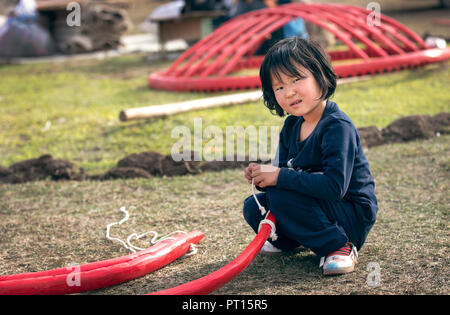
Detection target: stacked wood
<box><xmin>37</xmin><ymin>0</ymin><xmax>132</xmax><ymax>54</ymax></box>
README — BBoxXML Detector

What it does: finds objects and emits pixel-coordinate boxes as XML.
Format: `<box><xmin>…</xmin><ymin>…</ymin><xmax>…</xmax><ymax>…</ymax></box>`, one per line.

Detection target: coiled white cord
<box><xmin>106</xmin><ymin>207</ymin><xmax>197</xmax><ymax>256</ymax></box>
<box><xmin>251</xmin><ymin>179</ymin><xmax>277</xmax><ymax>241</ymax></box>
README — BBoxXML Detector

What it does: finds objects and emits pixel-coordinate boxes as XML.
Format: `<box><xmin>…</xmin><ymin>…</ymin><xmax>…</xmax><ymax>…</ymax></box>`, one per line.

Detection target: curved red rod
<box><xmin>149</xmin><ymin>46</ymin><xmax>450</xmax><ymax>91</ymax></box>
<box><xmin>0</xmin><ymin>231</ymin><xmax>201</xmax><ymax>282</ymax></box>
<box><xmin>148</xmin><ymin>212</ymin><xmax>275</xmax><ymax>295</ymax></box>
<box><xmin>0</xmin><ymin>231</ymin><xmax>204</xmax><ymax>295</ymax></box>
<box><xmin>344</xmin><ymin>4</ymin><xmax>428</xmax><ymax>49</ymax></box>
<box><xmin>166</xmin><ymin>14</ymin><xmax>248</xmax><ymax>75</ymax></box>
<box><xmin>202</xmin><ymin>14</ymin><xmax>286</xmax><ymax>77</ymax></box>
<box><xmin>171</xmin><ymin>18</ymin><xmax>249</xmax><ymax>77</ymax></box>
<box><xmin>181</xmin><ymin>15</ymin><xmax>263</xmax><ymax>78</ymax></box>
<box><xmin>217</xmin><ymin>15</ymin><xmax>293</xmax><ymax>77</ymax></box>
<box><xmin>313</xmin><ymin>5</ymin><xmax>405</xmax><ymax>55</ymax></box>
<box><xmin>217</xmin><ymin>7</ymin><xmax>372</xmax><ymax>77</ymax></box>
<box><xmin>296</xmin><ymin>6</ymin><xmax>388</xmax><ymax>58</ymax></box>
<box><xmin>341</xmin><ymin>5</ymin><xmax>422</xmax><ymax>52</ymax></box>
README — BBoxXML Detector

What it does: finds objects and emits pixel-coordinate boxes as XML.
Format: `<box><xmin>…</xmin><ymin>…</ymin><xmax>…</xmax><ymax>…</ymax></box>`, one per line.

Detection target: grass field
<box><xmin>0</xmin><ymin>56</ymin><xmax>449</xmax><ymax>174</ymax></box>
<box><xmin>0</xmin><ymin>3</ymin><xmax>449</xmax><ymax>293</ymax></box>
<box><xmin>0</xmin><ymin>134</ymin><xmax>448</xmax><ymax>294</ymax></box>
<box><xmin>0</xmin><ymin>54</ymin><xmax>449</xmax><ymax>294</ymax></box>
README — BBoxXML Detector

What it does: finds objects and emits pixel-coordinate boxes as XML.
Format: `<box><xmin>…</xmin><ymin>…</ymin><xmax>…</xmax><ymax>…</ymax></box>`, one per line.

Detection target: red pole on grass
<box><xmin>148</xmin><ymin>212</ymin><xmax>276</xmax><ymax>295</ymax></box>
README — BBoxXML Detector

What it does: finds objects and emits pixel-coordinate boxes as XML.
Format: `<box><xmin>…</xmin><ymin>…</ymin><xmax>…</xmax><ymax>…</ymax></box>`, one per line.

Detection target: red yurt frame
<box><xmin>148</xmin><ymin>3</ymin><xmax>450</xmax><ymax>92</ymax></box>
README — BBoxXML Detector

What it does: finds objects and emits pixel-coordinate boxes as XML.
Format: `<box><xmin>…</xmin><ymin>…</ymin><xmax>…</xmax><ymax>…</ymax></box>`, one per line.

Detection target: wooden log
<box><xmin>119</xmin><ymin>91</ymin><xmax>263</xmax><ymax>121</ymax></box>
<box><xmin>119</xmin><ymin>76</ymin><xmax>375</xmax><ymax>122</ymax></box>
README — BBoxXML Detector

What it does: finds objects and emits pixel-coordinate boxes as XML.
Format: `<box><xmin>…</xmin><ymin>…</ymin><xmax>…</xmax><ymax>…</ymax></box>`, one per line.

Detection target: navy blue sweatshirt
<box><xmin>274</xmin><ymin>100</ymin><xmax>378</xmax><ymax>216</ymax></box>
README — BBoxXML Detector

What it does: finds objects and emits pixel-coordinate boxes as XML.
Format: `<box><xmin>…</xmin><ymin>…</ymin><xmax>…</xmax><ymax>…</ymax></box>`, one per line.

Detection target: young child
<box><xmin>243</xmin><ymin>37</ymin><xmax>378</xmax><ymax>276</ymax></box>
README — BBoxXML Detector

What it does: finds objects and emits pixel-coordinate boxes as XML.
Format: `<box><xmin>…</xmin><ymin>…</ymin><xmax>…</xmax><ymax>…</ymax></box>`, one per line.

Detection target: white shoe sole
<box><xmin>323</xmin><ymin>264</ymin><xmax>355</xmax><ymax>275</ymax></box>
<box><xmin>260</xmin><ymin>241</ymin><xmax>282</xmax><ymax>255</ymax></box>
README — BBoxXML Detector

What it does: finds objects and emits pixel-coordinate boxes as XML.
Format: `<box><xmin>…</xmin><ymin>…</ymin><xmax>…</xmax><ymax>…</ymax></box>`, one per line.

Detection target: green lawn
<box><xmin>0</xmin><ymin>56</ymin><xmax>449</xmax><ymax>174</ymax></box>
<box><xmin>0</xmin><ymin>52</ymin><xmax>449</xmax><ymax>295</ymax></box>
<box><xmin>0</xmin><ymin>134</ymin><xmax>448</xmax><ymax>294</ymax></box>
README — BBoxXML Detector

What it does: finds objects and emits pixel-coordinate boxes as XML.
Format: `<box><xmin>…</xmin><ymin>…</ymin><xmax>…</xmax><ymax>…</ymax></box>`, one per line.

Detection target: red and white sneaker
<box><xmin>320</xmin><ymin>242</ymin><xmax>358</xmax><ymax>276</ymax></box>
<box><xmin>260</xmin><ymin>241</ymin><xmax>282</xmax><ymax>255</ymax></box>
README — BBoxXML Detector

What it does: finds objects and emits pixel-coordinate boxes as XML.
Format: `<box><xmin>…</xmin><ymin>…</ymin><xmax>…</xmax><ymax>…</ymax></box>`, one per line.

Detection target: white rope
<box><xmin>258</xmin><ymin>215</ymin><xmax>278</xmax><ymax>241</ymax></box>
<box><xmin>106</xmin><ymin>178</ymin><xmax>273</xmax><ymax>256</ymax></box>
<box><xmin>106</xmin><ymin>207</ymin><xmax>137</xmax><ymax>252</ymax></box>
<box><xmin>105</xmin><ymin>207</ymin><xmax>197</xmax><ymax>256</ymax></box>
<box><xmin>251</xmin><ymin>178</ymin><xmax>267</xmax><ymax>216</ymax></box>
<box><xmin>252</xmin><ymin>179</ymin><xmax>277</xmax><ymax>241</ymax></box>
<box><xmin>126</xmin><ymin>231</ymin><xmax>158</xmax><ymax>252</ymax></box>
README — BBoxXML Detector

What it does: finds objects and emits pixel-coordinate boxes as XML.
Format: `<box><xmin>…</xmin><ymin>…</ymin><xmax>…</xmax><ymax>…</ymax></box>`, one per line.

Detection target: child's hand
<box><xmin>244</xmin><ymin>163</ymin><xmax>259</xmax><ymax>184</ymax></box>
<box><xmin>250</xmin><ymin>164</ymin><xmax>280</xmax><ymax>188</ymax></box>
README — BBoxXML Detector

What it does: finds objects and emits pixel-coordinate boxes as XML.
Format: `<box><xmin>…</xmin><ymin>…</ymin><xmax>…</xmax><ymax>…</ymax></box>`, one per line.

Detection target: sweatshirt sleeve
<box><xmin>274</xmin><ymin>116</ymin><xmax>292</xmax><ymax>168</ymax></box>
<box><xmin>276</xmin><ymin>119</ymin><xmax>357</xmax><ymax>201</ymax></box>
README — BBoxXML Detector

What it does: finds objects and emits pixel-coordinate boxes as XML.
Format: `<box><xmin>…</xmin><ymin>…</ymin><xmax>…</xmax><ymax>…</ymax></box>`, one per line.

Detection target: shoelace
<box><xmin>327</xmin><ymin>242</ymin><xmax>353</xmax><ymax>257</ymax></box>
<box><xmin>319</xmin><ymin>242</ymin><xmax>356</xmax><ymax>268</ymax></box>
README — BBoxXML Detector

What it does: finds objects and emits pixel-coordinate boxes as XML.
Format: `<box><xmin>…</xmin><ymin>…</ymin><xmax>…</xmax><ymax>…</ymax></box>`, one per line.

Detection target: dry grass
<box><xmin>0</xmin><ymin>0</ymin><xmax>448</xmax><ymax>295</ymax></box>
<box><xmin>1</xmin><ymin>134</ymin><xmax>448</xmax><ymax>295</ymax></box>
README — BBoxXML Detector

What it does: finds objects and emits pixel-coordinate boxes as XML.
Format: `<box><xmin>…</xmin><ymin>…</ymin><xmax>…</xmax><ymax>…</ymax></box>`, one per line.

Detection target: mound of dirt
<box><xmin>357</xmin><ymin>126</ymin><xmax>384</xmax><ymax>148</ymax></box>
<box><xmin>199</xmin><ymin>156</ymin><xmax>255</xmax><ymax>173</ymax></box>
<box><xmin>0</xmin><ymin>165</ymin><xmax>13</xmax><ymax>178</ymax></box>
<box><xmin>101</xmin><ymin>166</ymin><xmax>151</xmax><ymax>180</ymax></box>
<box><xmin>117</xmin><ymin>151</ymin><xmax>165</xmax><ymax>176</ymax></box>
<box><xmin>160</xmin><ymin>154</ymin><xmax>199</xmax><ymax>176</ymax></box>
<box><xmin>382</xmin><ymin>115</ymin><xmax>436</xmax><ymax>143</ymax></box>
<box><xmin>431</xmin><ymin>112</ymin><xmax>450</xmax><ymax>134</ymax></box>
<box><xmin>115</xmin><ymin>151</ymin><xmax>200</xmax><ymax>178</ymax></box>
<box><xmin>1</xmin><ymin>113</ymin><xmax>449</xmax><ymax>183</ymax></box>
<box><xmin>359</xmin><ymin>113</ymin><xmax>450</xmax><ymax>148</ymax></box>
<box><xmin>102</xmin><ymin>153</ymin><xmax>256</xmax><ymax>180</ymax></box>
<box><xmin>0</xmin><ymin>154</ymin><xmax>85</xmax><ymax>184</ymax></box>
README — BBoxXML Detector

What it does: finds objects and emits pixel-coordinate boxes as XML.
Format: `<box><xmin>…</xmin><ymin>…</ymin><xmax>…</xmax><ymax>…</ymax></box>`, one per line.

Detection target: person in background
<box><xmin>279</xmin><ymin>0</ymin><xmax>309</xmax><ymax>39</ymax></box>
<box><xmin>0</xmin><ymin>0</ymin><xmax>54</xmax><ymax>57</ymax></box>
<box><xmin>213</xmin><ymin>0</ymin><xmax>310</xmax><ymax>53</ymax></box>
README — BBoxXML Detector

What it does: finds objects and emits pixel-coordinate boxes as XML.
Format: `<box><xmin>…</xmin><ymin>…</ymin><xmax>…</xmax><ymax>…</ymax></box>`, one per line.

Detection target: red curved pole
<box><xmin>0</xmin><ymin>232</ymin><xmax>198</xmax><ymax>282</ymax></box>
<box><xmin>0</xmin><ymin>231</ymin><xmax>204</xmax><ymax>295</ymax></box>
<box><xmin>296</xmin><ymin>6</ymin><xmax>388</xmax><ymax>58</ymax></box>
<box><xmin>340</xmin><ymin>5</ymin><xmax>422</xmax><ymax>52</ymax></box>
<box><xmin>148</xmin><ymin>3</ymin><xmax>450</xmax><ymax>92</ymax></box>
<box><xmin>203</xmin><ymin>14</ymin><xmax>287</xmax><ymax>77</ymax></box>
<box><xmin>218</xmin><ymin>15</ymin><xmax>293</xmax><ymax>76</ymax></box>
<box><xmin>312</xmin><ymin>5</ymin><xmax>405</xmax><ymax>55</ymax></box>
<box><xmin>147</xmin><ymin>212</ymin><xmax>276</xmax><ymax>295</ymax></box>
<box><xmin>343</xmin><ymin>4</ymin><xmax>428</xmax><ymax>49</ymax></box>
<box><xmin>175</xmin><ymin>15</ymin><xmax>263</xmax><ymax>78</ymax></box>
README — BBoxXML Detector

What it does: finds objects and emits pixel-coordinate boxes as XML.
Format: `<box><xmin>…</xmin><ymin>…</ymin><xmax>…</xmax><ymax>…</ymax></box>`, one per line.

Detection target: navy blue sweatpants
<box><xmin>243</xmin><ymin>187</ymin><xmax>370</xmax><ymax>257</ymax></box>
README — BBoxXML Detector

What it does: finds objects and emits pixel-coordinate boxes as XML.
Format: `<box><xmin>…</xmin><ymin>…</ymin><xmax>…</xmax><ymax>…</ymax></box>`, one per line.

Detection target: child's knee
<box><xmin>243</xmin><ymin>195</ymin><xmax>258</xmax><ymax>224</ymax></box>
<box><xmin>266</xmin><ymin>186</ymin><xmax>320</xmax><ymax>210</ymax></box>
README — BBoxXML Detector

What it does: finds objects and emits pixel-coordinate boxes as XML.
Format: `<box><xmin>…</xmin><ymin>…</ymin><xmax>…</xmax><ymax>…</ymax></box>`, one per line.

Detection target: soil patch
<box><xmin>1</xmin><ymin>112</ymin><xmax>448</xmax><ymax>183</ymax></box>
<box><xmin>382</xmin><ymin>115</ymin><xmax>436</xmax><ymax>143</ymax></box>
<box><xmin>0</xmin><ymin>154</ymin><xmax>85</xmax><ymax>184</ymax></box>
<box><xmin>382</xmin><ymin>112</ymin><xmax>450</xmax><ymax>143</ymax></box>
<box><xmin>101</xmin><ymin>166</ymin><xmax>152</xmax><ymax>180</ymax></box>
<box><xmin>103</xmin><ymin>153</ymin><xmax>253</xmax><ymax>180</ymax></box>
<box><xmin>357</xmin><ymin>126</ymin><xmax>384</xmax><ymax>148</ymax></box>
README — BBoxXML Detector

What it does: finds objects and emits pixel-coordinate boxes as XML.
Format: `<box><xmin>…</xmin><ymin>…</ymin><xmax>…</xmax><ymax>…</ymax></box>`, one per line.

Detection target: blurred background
<box><xmin>0</xmin><ymin>1</ymin><xmax>448</xmax><ymax>295</ymax></box>
<box><xmin>0</xmin><ymin>0</ymin><xmax>449</xmax><ymax>58</ymax></box>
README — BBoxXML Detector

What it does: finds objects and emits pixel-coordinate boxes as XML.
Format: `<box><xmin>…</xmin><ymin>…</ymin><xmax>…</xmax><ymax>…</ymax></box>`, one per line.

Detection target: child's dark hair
<box><xmin>259</xmin><ymin>37</ymin><xmax>337</xmax><ymax>117</ymax></box>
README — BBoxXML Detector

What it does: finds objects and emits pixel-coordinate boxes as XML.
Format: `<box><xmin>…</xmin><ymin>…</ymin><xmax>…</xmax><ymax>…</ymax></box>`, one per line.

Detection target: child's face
<box><xmin>271</xmin><ymin>63</ymin><xmax>325</xmax><ymax>118</ymax></box>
